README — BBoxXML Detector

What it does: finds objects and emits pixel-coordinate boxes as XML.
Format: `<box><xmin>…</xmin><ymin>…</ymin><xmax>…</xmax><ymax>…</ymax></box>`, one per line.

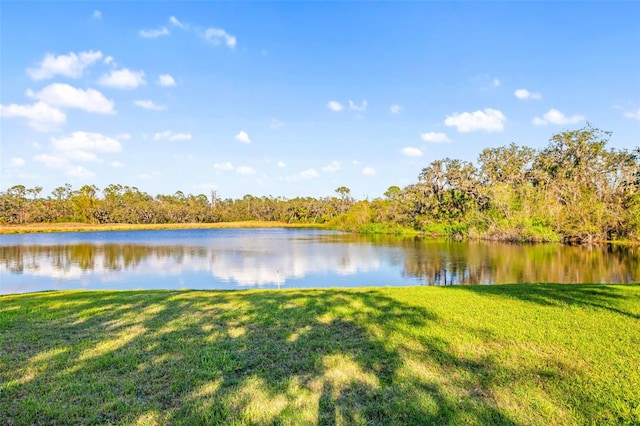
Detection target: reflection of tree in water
<box><xmin>1</xmin><ymin>238</ymin><xmax>638</xmax><ymax>284</ymax></box>
<box><xmin>1</xmin><ymin>244</ymin><xmax>205</xmax><ymax>276</ymax></box>
<box><xmin>394</xmin><ymin>240</ymin><xmax>639</xmax><ymax>285</ymax></box>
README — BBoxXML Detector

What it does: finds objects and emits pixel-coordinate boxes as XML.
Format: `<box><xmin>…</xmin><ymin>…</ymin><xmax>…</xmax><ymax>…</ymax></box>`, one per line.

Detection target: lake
<box><xmin>1</xmin><ymin>228</ymin><xmax>638</xmax><ymax>294</ymax></box>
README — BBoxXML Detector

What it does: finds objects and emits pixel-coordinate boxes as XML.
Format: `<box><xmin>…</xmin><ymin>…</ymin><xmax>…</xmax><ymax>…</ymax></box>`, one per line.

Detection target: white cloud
<box><xmin>27</xmin><ymin>51</ymin><xmax>103</xmax><ymax>80</ymax></box>
<box><xmin>280</xmin><ymin>168</ymin><xmax>320</xmax><ymax>183</ymax></box>
<box><xmin>134</xmin><ymin>100</ymin><xmax>166</xmax><ymax>111</ymax></box>
<box><xmin>533</xmin><ymin>108</ymin><xmax>585</xmax><ymax>126</ymax></box>
<box><xmin>0</xmin><ymin>101</ymin><xmax>66</xmax><ymax>131</ymax></box>
<box><xmin>421</xmin><ymin>132</ymin><xmax>450</xmax><ymax>143</ymax></box>
<box><xmin>493</xmin><ymin>78</ymin><xmax>501</xmax><ymax>87</ymax></box>
<box><xmin>99</xmin><ymin>68</ymin><xmax>146</xmax><ymax>89</ymax></box>
<box><xmin>445</xmin><ymin>108</ymin><xmax>506</xmax><ymax>133</ymax></box>
<box><xmin>401</xmin><ymin>147</ymin><xmax>423</xmax><ymax>157</ymax></box>
<box><xmin>624</xmin><ymin>108</ymin><xmax>640</xmax><ymax>121</ymax></box>
<box><xmin>139</xmin><ymin>27</ymin><xmax>170</xmax><ymax>38</ymax></box>
<box><xmin>270</xmin><ymin>119</ymin><xmax>284</xmax><ymax>129</ymax></box>
<box><xmin>64</xmin><ymin>150</ymin><xmax>100</xmax><ymax>162</ymax></box>
<box><xmin>514</xmin><ymin>89</ymin><xmax>542</xmax><ymax>100</ymax></box>
<box><xmin>327</xmin><ymin>101</ymin><xmax>343</xmax><ymax>112</ymax></box>
<box><xmin>169</xmin><ymin>16</ymin><xmax>185</xmax><ymax>29</ymax></box>
<box><xmin>34</xmin><ymin>131</ymin><xmax>121</xmax><ymax>177</ymax></box>
<box><xmin>93</xmin><ymin>10</ymin><xmax>102</xmax><ymax>20</ymax></box>
<box><xmin>66</xmin><ymin>166</ymin><xmax>95</xmax><ymax>178</ymax></box>
<box><xmin>205</xmin><ymin>28</ymin><xmax>236</xmax><ymax>48</ymax></box>
<box><xmin>153</xmin><ymin>130</ymin><xmax>192</xmax><ymax>141</ymax></box>
<box><xmin>138</xmin><ymin>173</ymin><xmax>153</xmax><ymax>180</ymax></box>
<box><xmin>196</xmin><ymin>183</ymin><xmax>218</xmax><ymax>191</ymax></box>
<box><xmin>11</xmin><ymin>158</ymin><xmax>25</xmax><ymax>167</ymax></box>
<box><xmin>321</xmin><ymin>161</ymin><xmax>341</xmax><ymax>172</ymax></box>
<box><xmin>349</xmin><ymin>100</ymin><xmax>367</xmax><ymax>113</ymax></box>
<box><xmin>300</xmin><ymin>168</ymin><xmax>319</xmax><ymax>179</ymax></box>
<box><xmin>277</xmin><ymin>161</ymin><xmax>286</xmax><ymax>168</ymax></box>
<box><xmin>214</xmin><ymin>162</ymin><xmax>234</xmax><ymax>171</ymax></box>
<box><xmin>104</xmin><ymin>56</ymin><xmax>115</xmax><ymax>66</ymax></box>
<box><xmin>116</xmin><ymin>133</ymin><xmax>131</xmax><ymax>140</ymax></box>
<box><xmin>280</xmin><ymin>175</ymin><xmax>298</xmax><ymax>183</ymax></box>
<box><xmin>390</xmin><ymin>104</ymin><xmax>402</xmax><ymax>114</ymax></box>
<box><xmin>158</xmin><ymin>74</ymin><xmax>176</xmax><ymax>86</ymax></box>
<box><xmin>362</xmin><ymin>167</ymin><xmax>376</xmax><ymax>176</ymax></box>
<box><xmin>236</xmin><ymin>166</ymin><xmax>256</xmax><ymax>175</ymax></box>
<box><xmin>27</xmin><ymin>83</ymin><xmax>115</xmax><ymax>114</ymax></box>
<box><xmin>34</xmin><ymin>153</ymin><xmax>68</xmax><ymax>169</ymax></box>
<box><xmin>52</xmin><ymin>131</ymin><xmax>122</xmax><ymax>153</ymax></box>
<box><xmin>111</xmin><ymin>161</ymin><xmax>124</xmax><ymax>168</ymax></box>
<box><xmin>235</xmin><ymin>130</ymin><xmax>251</xmax><ymax>144</ymax></box>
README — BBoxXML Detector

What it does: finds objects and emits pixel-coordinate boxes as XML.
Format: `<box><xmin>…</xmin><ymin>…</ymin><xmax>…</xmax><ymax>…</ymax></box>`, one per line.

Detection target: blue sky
<box><xmin>1</xmin><ymin>1</ymin><xmax>639</xmax><ymax>200</ymax></box>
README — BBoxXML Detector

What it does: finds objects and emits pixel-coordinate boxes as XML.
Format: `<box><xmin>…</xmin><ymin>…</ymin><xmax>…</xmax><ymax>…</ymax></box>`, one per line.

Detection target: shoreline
<box><xmin>0</xmin><ymin>221</ymin><xmax>326</xmax><ymax>234</ymax></box>
<box><xmin>1</xmin><ymin>222</ymin><xmax>637</xmax><ymax>245</ymax></box>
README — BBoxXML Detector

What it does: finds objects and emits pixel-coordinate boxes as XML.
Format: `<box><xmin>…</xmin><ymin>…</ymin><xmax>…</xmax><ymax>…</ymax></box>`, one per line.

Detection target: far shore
<box><xmin>0</xmin><ymin>221</ymin><xmax>326</xmax><ymax>235</ymax></box>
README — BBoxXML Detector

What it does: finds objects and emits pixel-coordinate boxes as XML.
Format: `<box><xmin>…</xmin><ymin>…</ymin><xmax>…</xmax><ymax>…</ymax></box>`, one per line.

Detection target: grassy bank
<box><xmin>1</xmin><ymin>285</ymin><xmax>639</xmax><ymax>425</ymax></box>
<box><xmin>0</xmin><ymin>221</ymin><xmax>324</xmax><ymax>235</ymax></box>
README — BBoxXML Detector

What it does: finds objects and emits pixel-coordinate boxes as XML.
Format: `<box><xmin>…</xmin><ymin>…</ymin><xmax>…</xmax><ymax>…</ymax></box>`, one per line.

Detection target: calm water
<box><xmin>1</xmin><ymin>228</ymin><xmax>638</xmax><ymax>294</ymax></box>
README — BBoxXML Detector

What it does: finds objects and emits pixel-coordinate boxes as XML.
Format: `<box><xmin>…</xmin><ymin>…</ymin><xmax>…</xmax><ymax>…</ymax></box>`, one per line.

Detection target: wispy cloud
<box><xmin>390</xmin><ymin>104</ymin><xmax>402</xmax><ymax>114</ymax></box>
<box><xmin>134</xmin><ymin>100</ymin><xmax>166</xmax><ymax>111</ymax></box>
<box><xmin>27</xmin><ymin>50</ymin><xmax>103</xmax><ymax>80</ymax></box>
<box><xmin>99</xmin><ymin>68</ymin><xmax>146</xmax><ymax>89</ymax></box>
<box><xmin>154</xmin><ymin>130</ymin><xmax>192</xmax><ymax>141</ymax></box>
<box><xmin>158</xmin><ymin>74</ymin><xmax>176</xmax><ymax>87</ymax></box>
<box><xmin>321</xmin><ymin>161</ymin><xmax>341</xmax><ymax>172</ymax></box>
<box><xmin>214</xmin><ymin>162</ymin><xmax>255</xmax><ymax>175</ymax></box>
<box><xmin>10</xmin><ymin>158</ymin><xmax>25</xmax><ymax>167</ymax></box>
<box><xmin>205</xmin><ymin>28</ymin><xmax>236</xmax><ymax>48</ymax></box>
<box><xmin>270</xmin><ymin>119</ymin><xmax>284</xmax><ymax>129</ymax></box>
<box><xmin>514</xmin><ymin>89</ymin><xmax>542</xmax><ymax>100</ymax></box>
<box><xmin>169</xmin><ymin>16</ymin><xmax>186</xmax><ymax>29</ymax></box>
<box><xmin>236</xmin><ymin>166</ymin><xmax>256</xmax><ymax>175</ymax></box>
<box><xmin>445</xmin><ymin>108</ymin><xmax>506</xmax><ymax>133</ymax></box>
<box><xmin>27</xmin><ymin>83</ymin><xmax>115</xmax><ymax>114</ymax></box>
<box><xmin>624</xmin><ymin>108</ymin><xmax>640</xmax><ymax>121</ymax></box>
<box><xmin>401</xmin><ymin>147</ymin><xmax>422</xmax><ymax>157</ymax></box>
<box><xmin>0</xmin><ymin>101</ymin><xmax>66</xmax><ymax>132</ymax></box>
<box><xmin>349</xmin><ymin>100</ymin><xmax>367</xmax><ymax>113</ymax></box>
<box><xmin>139</xmin><ymin>27</ymin><xmax>170</xmax><ymax>38</ymax></box>
<box><xmin>92</xmin><ymin>10</ymin><xmax>102</xmax><ymax>20</ymax></box>
<box><xmin>327</xmin><ymin>101</ymin><xmax>343</xmax><ymax>112</ymax></box>
<box><xmin>533</xmin><ymin>108</ymin><xmax>584</xmax><ymax>126</ymax></box>
<box><xmin>300</xmin><ymin>168</ymin><xmax>318</xmax><ymax>179</ymax></box>
<box><xmin>34</xmin><ymin>131</ymin><xmax>122</xmax><ymax>177</ymax></box>
<box><xmin>362</xmin><ymin>167</ymin><xmax>376</xmax><ymax>176</ymax></box>
<box><xmin>420</xmin><ymin>132</ymin><xmax>450</xmax><ymax>143</ymax></box>
<box><xmin>214</xmin><ymin>162</ymin><xmax>234</xmax><ymax>171</ymax></box>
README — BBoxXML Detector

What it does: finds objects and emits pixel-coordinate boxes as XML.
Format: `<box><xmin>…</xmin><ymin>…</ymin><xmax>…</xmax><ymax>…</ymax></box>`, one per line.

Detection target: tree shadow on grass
<box><xmin>452</xmin><ymin>283</ymin><xmax>640</xmax><ymax>320</ymax></box>
<box><xmin>1</xmin><ymin>287</ymin><xmax>602</xmax><ymax>425</ymax></box>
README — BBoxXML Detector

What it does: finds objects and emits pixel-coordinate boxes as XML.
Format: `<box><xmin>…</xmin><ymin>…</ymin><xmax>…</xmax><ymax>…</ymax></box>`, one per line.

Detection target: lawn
<box><xmin>1</xmin><ymin>284</ymin><xmax>639</xmax><ymax>425</ymax></box>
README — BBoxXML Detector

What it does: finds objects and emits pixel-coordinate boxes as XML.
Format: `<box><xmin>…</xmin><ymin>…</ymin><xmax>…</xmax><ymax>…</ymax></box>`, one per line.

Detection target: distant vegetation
<box><xmin>2</xmin><ymin>125</ymin><xmax>638</xmax><ymax>243</ymax></box>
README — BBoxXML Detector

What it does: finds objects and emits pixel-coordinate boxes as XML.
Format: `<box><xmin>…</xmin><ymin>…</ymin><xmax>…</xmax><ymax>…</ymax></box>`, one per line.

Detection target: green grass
<box><xmin>1</xmin><ymin>285</ymin><xmax>639</xmax><ymax>425</ymax></box>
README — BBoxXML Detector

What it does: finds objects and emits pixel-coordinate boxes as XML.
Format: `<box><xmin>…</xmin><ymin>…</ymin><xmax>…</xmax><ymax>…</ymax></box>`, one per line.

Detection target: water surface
<box><xmin>1</xmin><ymin>228</ymin><xmax>638</xmax><ymax>294</ymax></box>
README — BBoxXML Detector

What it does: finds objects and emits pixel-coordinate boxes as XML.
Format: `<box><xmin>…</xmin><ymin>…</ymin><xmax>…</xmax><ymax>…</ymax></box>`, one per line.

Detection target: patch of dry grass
<box><xmin>0</xmin><ymin>221</ymin><xmax>324</xmax><ymax>235</ymax></box>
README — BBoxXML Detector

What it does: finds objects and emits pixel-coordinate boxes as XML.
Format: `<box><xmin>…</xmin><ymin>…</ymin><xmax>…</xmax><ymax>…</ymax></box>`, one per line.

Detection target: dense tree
<box><xmin>1</xmin><ymin>126</ymin><xmax>637</xmax><ymax>243</ymax></box>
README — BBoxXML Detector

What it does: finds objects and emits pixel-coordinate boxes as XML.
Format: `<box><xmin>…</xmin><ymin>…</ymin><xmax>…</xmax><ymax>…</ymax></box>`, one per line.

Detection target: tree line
<box><xmin>2</xmin><ymin>125</ymin><xmax>638</xmax><ymax>243</ymax></box>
